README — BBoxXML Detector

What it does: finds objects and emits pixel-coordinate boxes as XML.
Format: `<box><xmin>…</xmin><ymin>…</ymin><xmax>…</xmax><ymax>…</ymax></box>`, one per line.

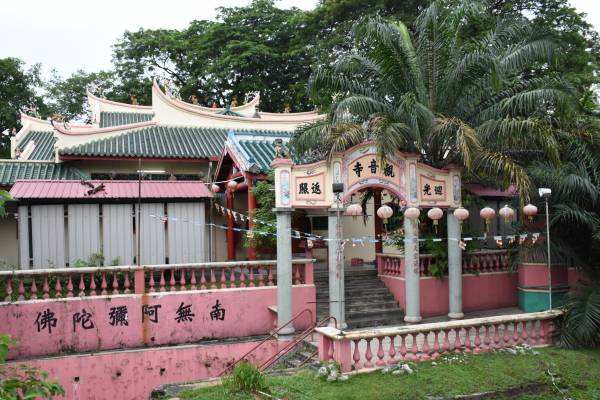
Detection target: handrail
<box><xmin>219</xmin><ymin>308</ymin><xmax>314</xmax><ymax>376</ymax></box>
<box><xmin>259</xmin><ymin>315</ymin><xmax>337</xmax><ymax>371</ymax></box>
<box><xmin>316</xmin><ymin>310</ymin><xmax>563</xmax><ymax>341</ymax></box>
<box><xmin>0</xmin><ymin>258</ymin><xmax>316</xmax><ymax>277</ymax></box>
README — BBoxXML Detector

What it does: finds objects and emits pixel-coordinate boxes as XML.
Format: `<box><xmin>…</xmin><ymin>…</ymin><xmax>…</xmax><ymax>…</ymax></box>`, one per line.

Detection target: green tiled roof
<box><xmin>17</xmin><ymin>131</ymin><xmax>56</xmax><ymax>161</ymax></box>
<box><xmin>59</xmin><ymin>126</ymin><xmax>235</xmax><ymax>159</ymax></box>
<box><xmin>238</xmin><ymin>139</ymin><xmax>281</xmax><ymax>172</ymax></box>
<box><xmin>0</xmin><ymin>162</ymin><xmax>89</xmax><ymax>186</ymax></box>
<box><xmin>215</xmin><ymin>106</ymin><xmax>245</xmax><ymax>117</ymax></box>
<box><xmin>99</xmin><ymin>112</ymin><xmax>154</xmax><ymax>128</ymax></box>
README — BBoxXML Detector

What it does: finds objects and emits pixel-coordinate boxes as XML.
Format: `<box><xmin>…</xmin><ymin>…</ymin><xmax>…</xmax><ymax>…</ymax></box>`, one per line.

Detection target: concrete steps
<box><xmin>314</xmin><ymin>264</ymin><xmax>404</xmax><ymax>329</ymax></box>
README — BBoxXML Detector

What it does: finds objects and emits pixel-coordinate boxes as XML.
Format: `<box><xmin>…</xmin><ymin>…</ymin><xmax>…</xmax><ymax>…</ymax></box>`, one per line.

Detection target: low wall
<box><xmin>10</xmin><ymin>338</ymin><xmax>282</xmax><ymax>400</ymax></box>
<box><xmin>1</xmin><ymin>285</ymin><xmax>315</xmax><ymax>360</ymax></box>
<box><xmin>380</xmin><ymin>272</ymin><xmax>518</xmax><ymax>318</ymax></box>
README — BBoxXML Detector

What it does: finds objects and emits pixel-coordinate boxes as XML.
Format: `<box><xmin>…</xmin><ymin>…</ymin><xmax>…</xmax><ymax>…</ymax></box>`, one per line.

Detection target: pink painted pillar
<box><xmin>226</xmin><ymin>189</ymin><xmax>235</xmax><ymax>260</ymax></box>
<box><xmin>134</xmin><ymin>269</ymin><xmax>145</xmax><ymax>294</ymax></box>
<box><xmin>333</xmin><ymin>339</ymin><xmax>353</xmax><ymax>373</ymax></box>
<box><xmin>318</xmin><ymin>334</ymin><xmax>333</xmax><ymax>363</ymax></box>
<box><xmin>304</xmin><ymin>248</ymin><xmax>314</xmax><ymax>285</ymax></box>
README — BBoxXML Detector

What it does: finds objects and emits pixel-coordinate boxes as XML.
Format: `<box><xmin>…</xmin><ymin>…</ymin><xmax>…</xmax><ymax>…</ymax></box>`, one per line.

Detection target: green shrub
<box><xmin>224</xmin><ymin>360</ymin><xmax>268</xmax><ymax>394</ymax></box>
<box><xmin>0</xmin><ymin>335</ymin><xmax>65</xmax><ymax>399</ymax></box>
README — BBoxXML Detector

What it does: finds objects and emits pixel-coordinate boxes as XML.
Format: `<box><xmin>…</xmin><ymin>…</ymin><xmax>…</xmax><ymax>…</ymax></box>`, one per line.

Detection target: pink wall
<box><xmin>10</xmin><ymin>339</ymin><xmax>282</xmax><ymax>400</ymax></box>
<box><xmin>518</xmin><ymin>263</ymin><xmax>569</xmax><ymax>287</ymax></box>
<box><xmin>1</xmin><ymin>286</ymin><xmax>315</xmax><ymax>360</ymax></box>
<box><xmin>381</xmin><ymin>273</ymin><xmax>518</xmax><ymax>318</ymax></box>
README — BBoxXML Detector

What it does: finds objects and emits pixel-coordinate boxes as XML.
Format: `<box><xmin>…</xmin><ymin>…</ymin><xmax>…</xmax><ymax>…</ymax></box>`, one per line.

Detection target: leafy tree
<box><xmin>45</xmin><ymin>70</ymin><xmax>120</xmax><ymax>122</ymax></box>
<box><xmin>113</xmin><ymin>0</ymin><xmax>312</xmax><ymax>111</ymax></box>
<box><xmin>0</xmin><ymin>335</ymin><xmax>64</xmax><ymax>399</ymax></box>
<box><xmin>0</xmin><ymin>58</ymin><xmax>48</xmax><ymax>158</ymax></box>
<box><xmin>0</xmin><ymin>190</ymin><xmax>10</xmax><ymax>218</ymax></box>
<box><xmin>490</xmin><ymin>0</ymin><xmax>600</xmax><ymax>95</ymax></box>
<box><xmin>244</xmin><ymin>179</ymin><xmax>277</xmax><ymax>250</ymax></box>
<box><xmin>292</xmin><ymin>0</ymin><xmax>574</xmax><ymax>203</ymax></box>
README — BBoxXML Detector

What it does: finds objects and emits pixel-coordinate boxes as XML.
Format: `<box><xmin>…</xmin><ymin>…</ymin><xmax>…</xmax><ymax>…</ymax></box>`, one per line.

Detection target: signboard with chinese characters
<box><xmin>343</xmin><ymin>144</ymin><xmax>405</xmax><ymax>201</ymax></box>
<box><xmin>272</xmin><ymin>142</ymin><xmax>462</xmax><ymax>209</ymax></box>
<box><xmin>294</xmin><ymin>172</ymin><xmax>326</xmax><ymax>202</ymax></box>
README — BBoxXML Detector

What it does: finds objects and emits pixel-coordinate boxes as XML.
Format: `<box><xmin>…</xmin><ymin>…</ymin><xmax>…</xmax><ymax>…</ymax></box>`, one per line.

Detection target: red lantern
<box><xmin>523</xmin><ymin>204</ymin><xmax>538</xmax><ymax>222</ymax></box>
<box><xmin>211</xmin><ymin>183</ymin><xmax>220</xmax><ymax>193</ymax></box>
<box><xmin>480</xmin><ymin>207</ymin><xmax>496</xmax><ymax>232</ymax></box>
<box><xmin>427</xmin><ymin>207</ymin><xmax>443</xmax><ymax>233</ymax></box>
<box><xmin>376</xmin><ymin>205</ymin><xmax>394</xmax><ymax>225</ymax></box>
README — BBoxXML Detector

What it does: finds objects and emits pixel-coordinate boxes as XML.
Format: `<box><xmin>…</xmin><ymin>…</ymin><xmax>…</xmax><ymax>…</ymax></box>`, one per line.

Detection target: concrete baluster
<box><xmin>363</xmin><ymin>338</ymin><xmax>374</xmax><ymax>368</ymax></box>
<box><xmin>422</xmin><ymin>333</ymin><xmax>431</xmax><ymax>360</ymax></box>
<box><xmin>189</xmin><ymin>269</ymin><xmax>197</xmax><ymax>290</ymax></box>
<box><xmin>112</xmin><ymin>273</ymin><xmax>119</xmax><ymax>295</ymax></box>
<box><xmin>229</xmin><ymin>267</ymin><xmax>236</xmax><ymax>288</ymax></box>
<box><xmin>55</xmin><ymin>274</ymin><xmax>63</xmax><ymax>298</ymax></box>
<box><xmin>179</xmin><ymin>269</ymin><xmax>187</xmax><ymax>290</ymax></box>
<box><xmin>353</xmin><ymin>340</ymin><xmax>362</xmax><ymax>370</ymax></box>
<box><xmin>30</xmin><ymin>277</ymin><xmax>38</xmax><ymax>299</ymax></box>
<box><xmin>88</xmin><ymin>273</ymin><xmax>96</xmax><ymax>296</ymax></box>
<box><xmin>464</xmin><ymin>328</ymin><xmax>472</xmax><ymax>353</ymax></box>
<box><xmin>376</xmin><ymin>337</ymin><xmax>386</xmax><ymax>366</ymax></box>
<box><xmin>432</xmin><ymin>331</ymin><xmax>441</xmax><ymax>359</ymax></box>
<box><xmin>399</xmin><ymin>334</ymin><xmax>407</xmax><ymax>360</ymax></box>
<box><xmin>169</xmin><ymin>269</ymin><xmax>177</xmax><ymax>292</ymax></box>
<box><xmin>160</xmin><ymin>269</ymin><xmax>166</xmax><ymax>292</ymax></box>
<box><xmin>78</xmin><ymin>273</ymin><xmax>85</xmax><ymax>296</ymax></box>
<box><xmin>388</xmin><ymin>336</ymin><xmax>398</xmax><ymax>364</ymax></box>
<box><xmin>18</xmin><ymin>277</ymin><xmax>25</xmax><ymax>300</ymax></box>
<box><xmin>124</xmin><ymin>271</ymin><xmax>131</xmax><ymax>294</ymax></box>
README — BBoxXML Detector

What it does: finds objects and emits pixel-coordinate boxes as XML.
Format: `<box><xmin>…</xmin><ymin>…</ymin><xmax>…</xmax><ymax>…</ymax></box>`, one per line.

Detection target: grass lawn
<box><xmin>178</xmin><ymin>347</ymin><xmax>600</xmax><ymax>400</ymax></box>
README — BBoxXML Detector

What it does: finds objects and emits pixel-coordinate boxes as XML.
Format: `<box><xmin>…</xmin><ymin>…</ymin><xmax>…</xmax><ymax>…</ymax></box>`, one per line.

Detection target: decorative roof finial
<box><xmin>274</xmin><ymin>138</ymin><xmax>290</xmax><ymax>159</ymax></box>
<box><xmin>130</xmin><ymin>95</ymin><xmax>138</xmax><ymax>105</ymax></box>
<box><xmin>190</xmin><ymin>95</ymin><xmax>198</xmax><ymax>105</ymax></box>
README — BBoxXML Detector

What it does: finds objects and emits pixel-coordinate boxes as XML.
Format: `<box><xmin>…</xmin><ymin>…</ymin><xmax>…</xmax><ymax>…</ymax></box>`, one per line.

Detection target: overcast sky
<box><xmin>0</xmin><ymin>0</ymin><xmax>598</xmax><ymax>79</ymax></box>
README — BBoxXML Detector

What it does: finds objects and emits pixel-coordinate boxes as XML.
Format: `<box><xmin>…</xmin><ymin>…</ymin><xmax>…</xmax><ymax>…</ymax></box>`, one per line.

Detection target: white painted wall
<box><xmin>103</xmin><ymin>204</ymin><xmax>134</xmax><ymax>265</ymax></box>
<box><xmin>31</xmin><ymin>205</ymin><xmax>65</xmax><ymax>268</ymax></box>
<box><xmin>167</xmin><ymin>202</ymin><xmax>207</xmax><ymax>263</ymax></box>
<box><xmin>68</xmin><ymin>204</ymin><xmax>100</xmax><ymax>264</ymax></box>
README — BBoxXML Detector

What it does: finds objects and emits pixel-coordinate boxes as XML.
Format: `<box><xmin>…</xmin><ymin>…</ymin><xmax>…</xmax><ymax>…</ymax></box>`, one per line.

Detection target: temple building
<box><xmin>1</xmin><ymin>81</ymin><xmax>326</xmax><ymax>268</ymax></box>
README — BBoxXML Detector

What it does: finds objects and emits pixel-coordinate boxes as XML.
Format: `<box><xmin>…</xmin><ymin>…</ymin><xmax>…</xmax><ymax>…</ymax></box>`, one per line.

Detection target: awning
<box><xmin>9</xmin><ymin>180</ymin><xmax>213</xmax><ymax>200</ymax></box>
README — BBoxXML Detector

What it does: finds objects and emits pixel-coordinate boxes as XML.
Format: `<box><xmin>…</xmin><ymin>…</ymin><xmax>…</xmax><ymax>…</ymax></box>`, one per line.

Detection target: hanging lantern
<box><xmin>427</xmin><ymin>207</ymin><xmax>444</xmax><ymax>233</ymax></box>
<box><xmin>345</xmin><ymin>203</ymin><xmax>363</xmax><ymax>220</ymax></box>
<box><xmin>480</xmin><ymin>207</ymin><xmax>496</xmax><ymax>232</ymax></box>
<box><xmin>523</xmin><ymin>204</ymin><xmax>538</xmax><ymax>222</ymax></box>
<box><xmin>499</xmin><ymin>204</ymin><xmax>515</xmax><ymax>224</ymax></box>
<box><xmin>453</xmin><ymin>207</ymin><xmax>469</xmax><ymax>222</ymax></box>
<box><xmin>404</xmin><ymin>207</ymin><xmax>420</xmax><ymax>221</ymax></box>
<box><xmin>376</xmin><ymin>204</ymin><xmax>394</xmax><ymax>225</ymax></box>
<box><xmin>227</xmin><ymin>180</ymin><xmax>238</xmax><ymax>192</ymax></box>
<box><xmin>211</xmin><ymin>183</ymin><xmax>220</xmax><ymax>193</ymax></box>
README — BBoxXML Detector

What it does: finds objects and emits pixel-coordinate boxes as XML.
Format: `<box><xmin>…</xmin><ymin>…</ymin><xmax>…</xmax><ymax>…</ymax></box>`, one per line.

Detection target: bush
<box><xmin>224</xmin><ymin>360</ymin><xmax>268</xmax><ymax>394</ymax></box>
<box><xmin>0</xmin><ymin>335</ymin><xmax>65</xmax><ymax>399</ymax></box>
<box><xmin>558</xmin><ymin>283</ymin><xmax>600</xmax><ymax>348</ymax></box>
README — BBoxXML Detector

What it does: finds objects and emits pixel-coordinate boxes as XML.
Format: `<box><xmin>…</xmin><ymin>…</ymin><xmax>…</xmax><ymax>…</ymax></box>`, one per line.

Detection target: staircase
<box><xmin>314</xmin><ymin>263</ymin><xmax>405</xmax><ymax>329</ymax></box>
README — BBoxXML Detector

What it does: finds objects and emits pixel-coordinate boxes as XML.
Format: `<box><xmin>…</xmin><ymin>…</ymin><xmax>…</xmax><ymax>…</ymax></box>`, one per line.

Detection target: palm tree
<box><xmin>292</xmin><ymin>0</ymin><xmax>574</xmax><ymax>203</ymax></box>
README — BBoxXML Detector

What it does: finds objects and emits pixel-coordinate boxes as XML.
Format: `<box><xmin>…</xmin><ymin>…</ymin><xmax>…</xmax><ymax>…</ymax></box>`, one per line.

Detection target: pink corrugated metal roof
<box><xmin>9</xmin><ymin>180</ymin><xmax>213</xmax><ymax>200</ymax></box>
<box><xmin>464</xmin><ymin>183</ymin><xmax>517</xmax><ymax>198</ymax></box>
